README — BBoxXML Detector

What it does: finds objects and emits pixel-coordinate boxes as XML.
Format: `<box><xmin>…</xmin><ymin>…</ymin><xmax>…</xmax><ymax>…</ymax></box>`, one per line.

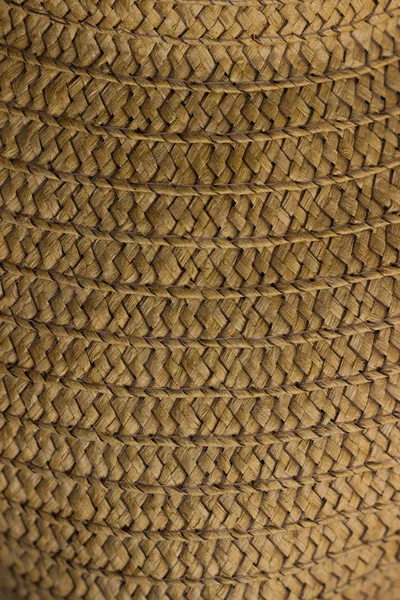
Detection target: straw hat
<box><xmin>0</xmin><ymin>0</ymin><xmax>399</xmax><ymax>598</ymax></box>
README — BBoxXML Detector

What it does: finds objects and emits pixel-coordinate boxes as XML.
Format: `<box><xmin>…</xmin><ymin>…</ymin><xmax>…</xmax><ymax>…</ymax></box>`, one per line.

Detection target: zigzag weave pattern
<box><xmin>0</xmin><ymin>0</ymin><xmax>400</xmax><ymax>598</ymax></box>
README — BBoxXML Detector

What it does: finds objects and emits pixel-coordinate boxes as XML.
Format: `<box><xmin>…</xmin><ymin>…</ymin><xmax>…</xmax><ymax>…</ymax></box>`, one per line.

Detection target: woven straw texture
<box><xmin>0</xmin><ymin>0</ymin><xmax>400</xmax><ymax>598</ymax></box>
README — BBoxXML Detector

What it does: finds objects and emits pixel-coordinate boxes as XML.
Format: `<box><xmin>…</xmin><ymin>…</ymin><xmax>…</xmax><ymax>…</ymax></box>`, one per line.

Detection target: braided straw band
<box><xmin>1</xmin><ymin>0</ymin><xmax>400</xmax><ymax>599</ymax></box>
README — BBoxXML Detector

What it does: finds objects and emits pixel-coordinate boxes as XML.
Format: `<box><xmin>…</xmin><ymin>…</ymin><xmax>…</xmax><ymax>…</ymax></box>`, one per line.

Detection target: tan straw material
<box><xmin>0</xmin><ymin>0</ymin><xmax>400</xmax><ymax>598</ymax></box>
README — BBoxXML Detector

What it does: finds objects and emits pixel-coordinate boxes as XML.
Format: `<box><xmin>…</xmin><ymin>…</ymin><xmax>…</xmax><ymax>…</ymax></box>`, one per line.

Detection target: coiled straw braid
<box><xmin>0</xmin><ymin>0</ymin><xmax>400</xmax><ymax>598</ymax></box>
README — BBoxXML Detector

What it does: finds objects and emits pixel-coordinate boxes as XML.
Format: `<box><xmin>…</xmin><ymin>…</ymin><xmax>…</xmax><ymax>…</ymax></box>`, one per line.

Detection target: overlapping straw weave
<box><xmin>0</xmin><ymin>0</ymin><xmax>400</xmax><ymax>598</ymax></box>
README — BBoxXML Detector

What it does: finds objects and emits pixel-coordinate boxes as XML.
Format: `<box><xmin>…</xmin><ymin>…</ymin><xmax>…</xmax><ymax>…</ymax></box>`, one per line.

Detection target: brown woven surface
<box><xmin>0</xmin><ymin>0</ymin><xmax>400</xmax><ymax>598</ymax></box>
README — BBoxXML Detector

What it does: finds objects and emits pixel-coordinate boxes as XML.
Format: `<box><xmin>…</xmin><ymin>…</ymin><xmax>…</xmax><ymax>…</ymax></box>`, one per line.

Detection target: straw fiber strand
<box><xmin>0</xmin><ymin>0</ymin><xmax>400</xmax><ymax>598</ymax></box>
